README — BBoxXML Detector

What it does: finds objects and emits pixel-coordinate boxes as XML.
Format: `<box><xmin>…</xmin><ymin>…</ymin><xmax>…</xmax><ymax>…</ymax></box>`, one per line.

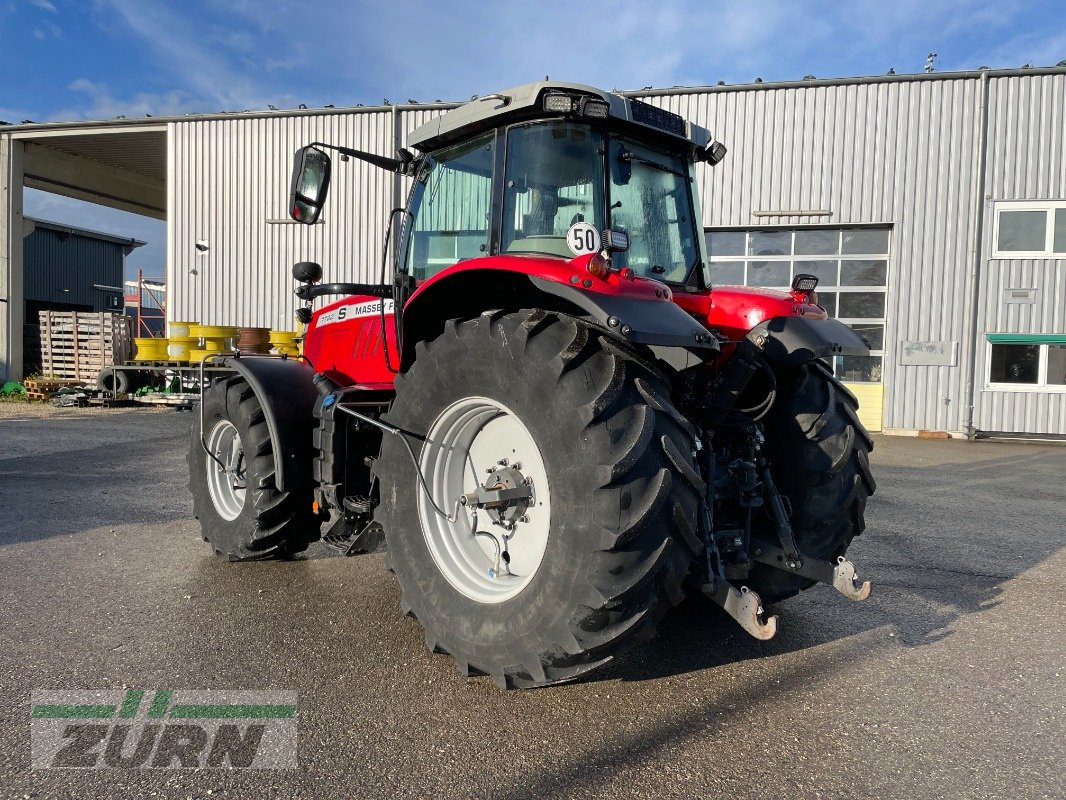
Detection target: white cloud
<box><xmin>955</xmin><ymin>29</ymin><xmax>1066</xmax><ymax>70</ymax></box>
<box><xmin>77</xmin><ymin>0</ymin><xmax>1063</xmax><ymax>122</ymax></box>
<box><xmin>50</xmin><ymin>78</ymin><xmax>195</xmax><ymax>121</ymax></box>
<box><xmin>29</xmin><ymin>0</ymin><xmax>58</xmax><ymax>12</ymax></box>
<box><xmin>31</xmin><ymin>19</ymin><xmax>61</xmax><ymax>38</ymax></box>
<box><xmin>92</xmin><ymin>0</ymin><xmax>296</xmax><ymax>112</ymax></box>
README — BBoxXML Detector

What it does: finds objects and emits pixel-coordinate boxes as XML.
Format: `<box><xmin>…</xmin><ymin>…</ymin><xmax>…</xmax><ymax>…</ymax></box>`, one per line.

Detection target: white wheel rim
<box><xmin>418</xmin><ymin>396</ymin><xmax>552</xmax><ymax>604</ymax></box>
<box><xmin>205</xmin><ymin>419</ymin><xmax>247</xmax><ymax>521</ymax></box>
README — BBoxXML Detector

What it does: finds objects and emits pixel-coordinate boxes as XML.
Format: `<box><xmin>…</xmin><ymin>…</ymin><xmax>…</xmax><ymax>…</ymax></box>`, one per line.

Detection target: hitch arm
<box><xmin>695</xmin><ymin>435</ymin><xmax>777</xmax><ymax>640</ymax></box>
<box><xmin>750</xmin><ymin>539</ymin><xmax>871</xmax><ymax>601</ymax></box>
<box><xmin>704</xmin><ymin>582</ymin><xmax>778</xmax><ymax>640</ymax></box>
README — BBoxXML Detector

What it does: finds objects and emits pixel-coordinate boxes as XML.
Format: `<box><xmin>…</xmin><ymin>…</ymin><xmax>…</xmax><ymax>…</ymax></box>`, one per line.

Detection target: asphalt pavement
<box><xmin>0</xmin><ymin>405</ymin><xmax>1063</xmax><ymax>799</ymax></box>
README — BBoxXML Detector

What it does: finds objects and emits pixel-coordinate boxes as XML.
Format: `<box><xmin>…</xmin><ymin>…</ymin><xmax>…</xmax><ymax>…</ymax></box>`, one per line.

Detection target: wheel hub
<box><xmin>205</xmin><ymin>419</ymin><xmax>247</xmax><ymax>521</ymax></box>
<box><xmin>417</xmin><ymin>397</ymin><xmax>552</xmax><ymax>604</ymax></box>
<box><xmin>463</xmin><ymin>466</ymin><xmax>532</xmax><ymax>526</ymax></box>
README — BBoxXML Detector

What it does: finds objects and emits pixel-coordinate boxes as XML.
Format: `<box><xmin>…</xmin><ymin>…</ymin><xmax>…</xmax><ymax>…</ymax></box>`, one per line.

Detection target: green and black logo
<box><xmin>30</xmin><ymin>689</ymin><xmax>297</xmax><ymax>769</ymax></box>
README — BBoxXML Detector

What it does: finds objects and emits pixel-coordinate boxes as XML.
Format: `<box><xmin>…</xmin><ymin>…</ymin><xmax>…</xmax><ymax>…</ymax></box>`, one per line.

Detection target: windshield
<box><xmin>502</xmin><ymin>122</ymin><xmax>605</xmax><ymax>258</ymax></box>
<box><xmin>608</xmin><ymin>136</ymin><xmax>701</xmax><ymax>282</ymax></box>
<box><xmin>403</xmin><ymin>122</ymin><xmax>705</xmax><ymax>284</ymax></box>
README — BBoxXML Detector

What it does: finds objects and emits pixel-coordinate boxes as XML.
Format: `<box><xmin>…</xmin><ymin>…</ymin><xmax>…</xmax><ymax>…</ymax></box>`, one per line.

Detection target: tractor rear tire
<box><xmin>746</xmin><ymin>359</ymin><xmax>876</xmax><ymax>603</ymax></box>
<box><xmin>376</xmin><ymin>311</ymin><xmax>704</xmax><ymax>688</ymax></box>
<box><xmin>187</xmin><ymin>376</ymin><xmax>319</xmax><ymax>560</ymax></box>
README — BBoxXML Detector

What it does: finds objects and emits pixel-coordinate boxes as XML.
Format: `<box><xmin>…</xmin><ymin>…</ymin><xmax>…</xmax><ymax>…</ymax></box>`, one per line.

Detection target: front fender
<box><xmin>215</xmin><ymin>355</ymin><xmax>318</xmax><ymax>492</ymax></box>
<box><xmin>749</xmin><ymin>316</ymin><xmax>870</xmax><ymax>368</ymax></box>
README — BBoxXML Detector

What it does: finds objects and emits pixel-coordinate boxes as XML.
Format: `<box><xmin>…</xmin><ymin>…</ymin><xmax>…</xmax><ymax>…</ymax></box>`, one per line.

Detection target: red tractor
<box><xmin>188</xmin><ymin>82</ymin><xmax>875</xmax><ymax>688</ymax></box>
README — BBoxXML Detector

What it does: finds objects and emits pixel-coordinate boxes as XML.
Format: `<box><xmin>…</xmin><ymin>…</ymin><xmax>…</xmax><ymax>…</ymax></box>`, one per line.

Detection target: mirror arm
<box><xmin>295</xmin><ymin>282</ymin><xmax>393</xmax><ymax>300</ymax></box>
<box><xmin>308</xmin><ymin>141</ymin><xmax>410</xmax><ymax>173</ymax></box>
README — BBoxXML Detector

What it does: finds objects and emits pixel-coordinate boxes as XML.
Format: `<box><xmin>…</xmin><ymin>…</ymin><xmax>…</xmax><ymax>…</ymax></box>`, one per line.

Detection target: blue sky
<box><xmin>2</xmin><ymin>0</ymin><xmax>1065</xmax><ymax>279</ymax></box>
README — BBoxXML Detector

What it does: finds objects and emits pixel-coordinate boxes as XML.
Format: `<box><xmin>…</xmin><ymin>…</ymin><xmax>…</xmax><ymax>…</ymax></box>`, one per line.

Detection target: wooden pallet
<box><xmin>24</xmin><ymin>378</ymin><xmax>86</xmax><ymax>391</ymax></box>
<box><xmin>23</xmin><ymin>377</ymin><xmax>89</xmax><ymax>401</ymax></box>
<box><xmin>37</xmin><ymin>311</ymin><xmax>132</xmax><ymax>382</ymax></box>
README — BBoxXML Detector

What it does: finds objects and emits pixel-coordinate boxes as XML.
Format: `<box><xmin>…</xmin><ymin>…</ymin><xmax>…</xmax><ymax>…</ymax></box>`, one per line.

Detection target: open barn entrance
<box><xmin>1</xmin><ymin>124</ymin><xmax>166</xmax><ymax>380</ymax></box>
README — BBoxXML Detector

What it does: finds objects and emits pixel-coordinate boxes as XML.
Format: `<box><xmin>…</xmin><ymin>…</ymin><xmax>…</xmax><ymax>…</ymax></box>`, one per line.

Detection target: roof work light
<box><xmin>580</xmin><ymin>98</ymin><xmax>610</xmax><ymax>118</ymax></box>
<box><xmin>543</xmin><ymin>93</ymin><xmax>610</xmax><ymax>119</ymax></box>
<box><xmin>543</xmin><ymin>94</ymin><xmax>576</xmax><ymax>113</ymax></box>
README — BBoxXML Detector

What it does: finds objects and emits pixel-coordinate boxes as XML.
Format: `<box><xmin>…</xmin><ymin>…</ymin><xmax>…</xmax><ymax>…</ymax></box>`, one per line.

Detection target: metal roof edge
<box><xmin>620</xmin><ymin>66</ymin><xmax>1066</xmax><ymax>98</ymax></box>
<box><xmin>2</xmin><ymin>66</ymin><xmax>1064</xmax><ymax>134</ymax></box>
<box><xmin>0</xmin><ymin>102</ymin><xmax>460</xmax><ymax>134</ymax></box>
<box><xmin>26</xmin><ymin>216</ymin><xmax>148</xmax><ymax>248</ymax></box>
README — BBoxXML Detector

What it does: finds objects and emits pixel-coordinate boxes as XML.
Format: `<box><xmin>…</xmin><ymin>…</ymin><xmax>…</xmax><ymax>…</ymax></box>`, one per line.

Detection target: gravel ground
<box><xmin>0</xmin><ymin>409</ymin><xmax>1063</xmax><ymax>799</ymax></box>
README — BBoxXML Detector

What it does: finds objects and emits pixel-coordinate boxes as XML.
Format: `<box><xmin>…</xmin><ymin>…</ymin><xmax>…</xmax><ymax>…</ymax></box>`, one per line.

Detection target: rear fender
<box><xmin>400</xmin><ymin>265</ymin><xmax>717</xmax><ymax>368</ymax></box>
<box><xmin>529</xmin><ymin>277</ymin><xmax>718</xmax><ymax>351</ymax></box>
<box><xmin>215</xmin><ymin>355</ymin><xmax>318</xmax><ymax>492</ymax></box>
<box><xmin>749</xmin><ymin>316</ymin><xmax>870</xmax><ymax>368</ymax></box>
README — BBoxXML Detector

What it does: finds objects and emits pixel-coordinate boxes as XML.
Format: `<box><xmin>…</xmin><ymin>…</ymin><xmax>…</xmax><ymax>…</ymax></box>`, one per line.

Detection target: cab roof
<box><xmin>407</xmin><ymin>81</ymin><xmax>711</xmax><ymax>153</ymax></box>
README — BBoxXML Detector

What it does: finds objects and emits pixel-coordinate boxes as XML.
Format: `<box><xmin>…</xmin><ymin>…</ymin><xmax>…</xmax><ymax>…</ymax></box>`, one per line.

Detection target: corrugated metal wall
<box><xmin>168</xmin><ymin>111</ymin><xmax>398</xmax><ymax>329</ymax></box>
<box><xmin>974</xmin><ymin>73</ymin><xmax>1066</xmax><ymax>434</ymax></box>
<box><xmin>165</xmin><ymin>72</ymin><xmax>1065</xmax><ymax>434</ymax></box>
<box><xmin>167</xmin><ymin>104</ymin><xmax>464</xmax><ymax>330</ymax></box>
<box><xmin>24</xmin><ymin>225</ymin><xmax>125</xmax><ymax>309</ymax></box>
<box><xmin>651</xmin><ymin>79</ymin><xmax>984</xmax><ymax>433</ymax></box>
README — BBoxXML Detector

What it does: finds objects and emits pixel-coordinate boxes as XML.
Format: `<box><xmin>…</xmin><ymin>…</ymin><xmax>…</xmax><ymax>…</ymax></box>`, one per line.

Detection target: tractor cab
<box><xmin>399</xmin><ymin>83</ymin><xmax>722</xmax><ymax>289</ymax></box>
<box><xmin>289</xmin><ymin>82</ymin><xmax>727</xmax><ymax>294</ymax></box>
<box><xmin>288</xmin><ymin>82</ymin><xmax>731</xmax><ymax>382</ymax></box>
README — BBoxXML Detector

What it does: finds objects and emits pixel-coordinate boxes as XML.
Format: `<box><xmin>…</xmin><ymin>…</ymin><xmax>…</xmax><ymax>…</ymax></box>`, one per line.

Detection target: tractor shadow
<box><xmin>590</xmin><ymin>442</ymin><xmax>1064</xmax><ymax>684</ymax></box>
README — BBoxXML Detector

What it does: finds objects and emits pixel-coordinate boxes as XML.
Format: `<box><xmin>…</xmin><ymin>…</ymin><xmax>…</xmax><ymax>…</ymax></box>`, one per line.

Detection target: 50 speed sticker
<box><xmin>567</xmin><ymin>222</ymin><xmax>601</xmax><ymax>256</ymax></box>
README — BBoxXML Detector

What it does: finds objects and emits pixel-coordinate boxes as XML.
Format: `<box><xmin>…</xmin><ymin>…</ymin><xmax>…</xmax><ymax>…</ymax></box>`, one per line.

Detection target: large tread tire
<box><xmin>187</xmin><ymin>376</ymin><xmax>320</xmax><ymax>560</ymax></box>
<box><xmin>96</xmin><ymin>369</ymin><xmax>131</xmax><ymax>394</ymax></box>
<box><xmin>375</xmin><ymin>311</ymin><xmax>704</xmax><ymax>688</ymax></box>
<box><xmin>746</xmin><ymin>359</ymin><xmax>876</xmax><ymax>602</ymax></box>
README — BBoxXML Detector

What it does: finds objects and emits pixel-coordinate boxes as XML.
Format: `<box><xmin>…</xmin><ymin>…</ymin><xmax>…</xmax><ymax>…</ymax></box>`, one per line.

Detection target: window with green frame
<box><xmin>706</xmin><ymin>226</ymin><xmax>890</xmax><ymax>383</ymax></box>
<box><xmin>986</xmin><ymin>334</ymin><xmax>1066</xmax><ymax>389</ymax></box>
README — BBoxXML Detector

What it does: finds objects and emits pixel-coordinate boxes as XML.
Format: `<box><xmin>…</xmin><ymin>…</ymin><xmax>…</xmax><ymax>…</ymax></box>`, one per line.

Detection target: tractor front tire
<box><xmin>187</xmin><ymin>376</ymin><xmax>319</xmax><ymax>560</ymax></box>
<box><xmin>746</xmin><ymin>360</ymin><xmax>876</xmax><ymax>602</ymax></box>
<box><xmin>376</xmin><ymin>311</ymin><xmax>704</xmax><ymax>688</ymax></box>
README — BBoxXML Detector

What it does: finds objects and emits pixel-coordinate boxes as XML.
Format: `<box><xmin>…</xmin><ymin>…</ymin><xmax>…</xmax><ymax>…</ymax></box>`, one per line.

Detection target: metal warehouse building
<box><xmin>22</xmin><ymin>217</ymin><xmax>142</xmax><ymax>316</ymax></box>
<box><xmin>2</xmin><ymin>66</ymin><xmax>1064</xmax><ymax>436</ymax></box>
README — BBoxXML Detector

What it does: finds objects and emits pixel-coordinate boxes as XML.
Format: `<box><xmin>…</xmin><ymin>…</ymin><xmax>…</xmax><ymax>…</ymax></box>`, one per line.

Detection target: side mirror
<box><xmin>289</xmin><ymin>146</ymin><xmax>331</xmax><ymax>224</ymax></box>
<box><xmin>698</xmin><ymin>141</ymin><xmax>728</xmax><ymax>166</ymax></box>
<box><xmin>292</xmin><ymin>261</ymin><xmax>323</xmax><ymax>283</ymax></box>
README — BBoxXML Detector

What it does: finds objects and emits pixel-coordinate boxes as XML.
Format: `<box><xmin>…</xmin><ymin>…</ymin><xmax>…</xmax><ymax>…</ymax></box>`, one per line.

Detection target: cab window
<box><xmin>404</xmin><ymin>133</ymin><xmax>495</xmax><ymax>280</ymax></box>
<box><xmin>608</xmin><ymin>136</ymin><xmax>699</xmax><ymax>282</ymax></box>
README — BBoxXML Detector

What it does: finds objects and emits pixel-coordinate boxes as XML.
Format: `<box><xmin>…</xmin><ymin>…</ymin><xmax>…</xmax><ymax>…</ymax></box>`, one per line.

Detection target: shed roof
<box><xmin>27</xmin><ymin>216</ymin><xmax>147</xmax><ymax>250</ymax></box>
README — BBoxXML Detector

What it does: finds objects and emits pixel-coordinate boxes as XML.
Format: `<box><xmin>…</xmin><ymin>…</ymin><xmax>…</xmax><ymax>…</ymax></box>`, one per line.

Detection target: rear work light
<box><xmin>602</xmin><ymin>229</ymin><xmax>630</xmax><ymax>252</ymax></box>
<box><xmin>792</xmin><ymin>273</ymin><xmax>819</xmax><ymax>293</ymax></box>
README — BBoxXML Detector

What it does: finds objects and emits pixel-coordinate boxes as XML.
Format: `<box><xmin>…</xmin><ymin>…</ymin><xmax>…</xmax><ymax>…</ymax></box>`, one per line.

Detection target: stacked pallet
<box><xmin>38</xmin><ymin>311</ymin><xmax>132</xmax><ymax>382</ymax></box>
<box><xmin>23</xmin><ymin>377</ymin><xmax>86</xmax><ymax>401</ymax></box>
